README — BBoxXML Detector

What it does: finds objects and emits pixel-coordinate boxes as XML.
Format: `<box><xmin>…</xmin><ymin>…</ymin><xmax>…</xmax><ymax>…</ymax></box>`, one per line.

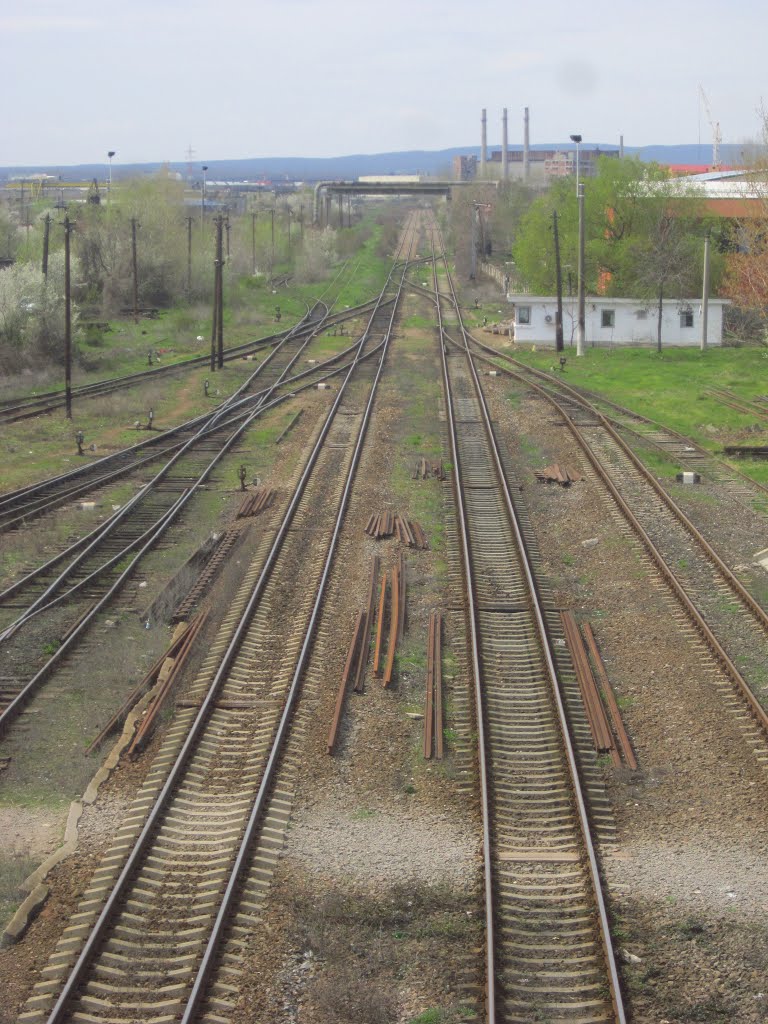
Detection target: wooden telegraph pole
<box><xmin>187</xmin><ymin>216</ymin><xmax>193</xmax><ymax>296</ymax></box>
<box><xmin>217</xmin><ymin>217</ymin><xmax>225</xmax><ymax>369</ymax></box>
<box><xmin>42</xmin><ymin>213</ymin><xmax>51</xmax><ymax>277</ymax></box>
<box><xmin>63</xmin><ymin>216</ymin><xmax>73</xmax><ymax>419</ymax></box>
<box><xmin>131</xmin><ymin>218</ymin><xmax>139</xmax><ymax>324</ymax></box>
<box><xmin>553</xmin><ymin>210</ymin><xmax>565</xmax><ymax>352</ymax></box>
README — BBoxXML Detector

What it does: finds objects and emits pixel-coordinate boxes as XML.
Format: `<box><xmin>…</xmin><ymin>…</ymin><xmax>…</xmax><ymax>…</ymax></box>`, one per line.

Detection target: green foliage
<box><xmin>513</xmin><ymin>157</ymin><xmax>716</xmax><ymax>308</ymax></box>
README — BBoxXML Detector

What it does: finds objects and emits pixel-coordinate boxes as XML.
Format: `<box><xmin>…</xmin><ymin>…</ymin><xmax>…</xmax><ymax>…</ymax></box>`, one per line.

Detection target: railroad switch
<box><xmin>76</xmin><ymin>430</ymin><xmax>85</xmax><ymax>455</ymax></box>
<box><xmin>238</xmin><ymin>465</ymin><xmax>248</xmax><ymax>491</ymax></box>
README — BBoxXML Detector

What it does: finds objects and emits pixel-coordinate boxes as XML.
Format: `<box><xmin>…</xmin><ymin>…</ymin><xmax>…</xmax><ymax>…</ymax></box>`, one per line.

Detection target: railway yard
<box><xmin>1</xmin><ymin>206</ymin><xmax>768</xmax><ymax>1024</ymax></box>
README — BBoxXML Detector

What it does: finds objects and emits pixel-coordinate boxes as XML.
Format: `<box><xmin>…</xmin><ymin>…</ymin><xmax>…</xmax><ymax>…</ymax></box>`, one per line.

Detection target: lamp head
<box><xmin>569</xmin><ymin>134</ymin><xmax>582</xmax><ymax>144</ymax></box>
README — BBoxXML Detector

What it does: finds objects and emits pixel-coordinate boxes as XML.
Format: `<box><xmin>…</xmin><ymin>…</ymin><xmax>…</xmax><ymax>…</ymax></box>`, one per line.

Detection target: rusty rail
<box><xmin>561</xmin><ymin>611</ymin><xmax>620</xmax><ymax>765</ymax></box>
<box><xmin>382</xmin><ymin>564</ymin><xmax>400</xmax><ymax>688</ymax></box>
<box><xmin>84</xmin><ymin>616</ymin><xmax>200</xmax><ymax>755</ymax></box>
<box><xmin>327</xmin><ymin>611</ymin><xmax>365</xmax><ymax>755</ymax></box>
<box><xmin>373</xmin><ymin>571</ymin><xmax>388</xmax><ymax>677</ymax></box>
<box><xmin>423</xmin><ymin>611</ymin><xmax>443</xmax><ymax>759</ymax></box>
<box><xmin>127</xmin><ymin>610</ymin><xmax>209</xmax><ymax>755</ymax></box>
<box><xmin>582</xmin><ymin>622</ymin><xmax>638</xmax><ymax>770</ymax></box>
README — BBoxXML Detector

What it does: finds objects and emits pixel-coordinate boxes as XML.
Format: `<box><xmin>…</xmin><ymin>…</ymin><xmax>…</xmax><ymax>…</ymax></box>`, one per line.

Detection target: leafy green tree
<box><xmin>513</xmin><ymin>157</ymin><xmax>712</xmax><ymax>308</ymax></box>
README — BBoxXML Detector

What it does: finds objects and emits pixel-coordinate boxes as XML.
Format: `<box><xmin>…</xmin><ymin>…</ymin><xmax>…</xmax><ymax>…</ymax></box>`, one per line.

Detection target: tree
<box><xmin>721</xmin><ymin>107</ymin><xmax>768</xmax><ymax>336</ymax></box>
<box><xmin>629</xmin><ymin>209</ymin><xmax>700</xmax><ymax>351</ymax></box>
<box><xmin>0</xmin><ymin>251</ymin><xmax>75</xmax><ymax>371</ymax></box>
<box><xmin>513</xmin><ymin>157</ymin><xmax>712</xmax><ymax>308</ymax></box>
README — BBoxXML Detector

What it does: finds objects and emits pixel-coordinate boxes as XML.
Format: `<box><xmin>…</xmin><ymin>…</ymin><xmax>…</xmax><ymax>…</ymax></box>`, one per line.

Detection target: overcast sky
<box><xmin>2</xmin><ymin>0</ymin><xmax>766</xmax><ymax>168</ymax></box>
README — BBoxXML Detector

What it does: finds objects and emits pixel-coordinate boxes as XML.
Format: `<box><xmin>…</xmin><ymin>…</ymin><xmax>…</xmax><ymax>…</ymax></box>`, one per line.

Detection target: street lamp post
<box><xmin>569</xmin><ymin>134</ymin><xmax>582</xmax><ymax>196</ymax></box>
<box><xmin>570</xmin><ymin>134</ymin><xmax>585</xmax><ymax>356</ymax></box>
<box><xmin>201</xmin><ymin>165</ymin><xmax>208</xmax><ymax>228</ymax></box>
<box><xmin>576</xmin><ymin>182</ymin><xmax>585</xmax><ymax>356</ymax></box>
<box><xmin>107</xmin><ymin>151</ymin><xmax>115</xmax><ymax>202</ymax></box>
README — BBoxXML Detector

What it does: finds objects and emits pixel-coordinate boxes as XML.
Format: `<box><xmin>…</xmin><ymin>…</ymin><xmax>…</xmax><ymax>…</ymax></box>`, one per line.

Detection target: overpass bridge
<box><xmin>313</xmin><ymin>178</ymin><xmax>495</xmax><ymax>223</ymax></box>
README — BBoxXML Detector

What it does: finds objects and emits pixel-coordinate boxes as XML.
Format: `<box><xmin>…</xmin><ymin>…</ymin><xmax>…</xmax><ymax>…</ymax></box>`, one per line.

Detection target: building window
<box><xmin>680</xmin><ymin>310</ymin><xmax>694</xmax><ymax>328</ymax></box>
<box><xmin>635</xmin><ymin>309</ymin><xmax>648</xmax><ymax>320</ymax></box>
<box><xmin>517</xmin><ymin>305</ymin><xmax>531</xmax><ymax>325</ymax></box>
<box><xmin>601</xmin><ymin>309</ymin><xmax>615</xmax><ymax>328</ymax></box>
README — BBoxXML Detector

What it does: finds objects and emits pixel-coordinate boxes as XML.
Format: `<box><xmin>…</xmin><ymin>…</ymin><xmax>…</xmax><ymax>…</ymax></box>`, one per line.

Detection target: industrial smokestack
<box><xmin>523</xmin><ymin>106</ymin><xmax>530</xmax><ymax>179</ymax></box>
<box><xmin>619</xmin><ymin>134</ymin><xmax>624</xmax><ymax>159</ymax></box>
<box><xmin>481</xmin><ymin>108</ymin><xmax>487</xmax><ymax>174</ymax></box>
<box><xmin>502</xmin><ymin>108</ymin><xmax>508</xmax><ymax>180</ymax></box>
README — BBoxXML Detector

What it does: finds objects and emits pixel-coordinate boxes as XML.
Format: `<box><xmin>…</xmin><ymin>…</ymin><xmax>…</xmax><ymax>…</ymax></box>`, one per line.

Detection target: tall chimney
<box><xmin>502</xmin><ymin>108</ymin><xmax>509</xmax><ymax>180</ymax></box>
<box><xmin>523</xmin><ymin>106</ymin><xmax>530</xmax><ymax>179</ymax></box>
<box><xmin>619</xmin><ymin>134</ymin><xmax>624</xmax><ymax>159</ymax></box>
<box><xmin>481</xmin><ymin>108</ymin><xmax>487</xmax><ymax>174</ymax></box>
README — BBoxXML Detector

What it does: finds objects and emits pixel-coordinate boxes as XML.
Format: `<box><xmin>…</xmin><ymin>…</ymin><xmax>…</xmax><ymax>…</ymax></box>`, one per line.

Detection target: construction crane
<box><xmin>698</xmin><ymin>86</ymin><xmax>722</xmax><ymax>170</ymax></box>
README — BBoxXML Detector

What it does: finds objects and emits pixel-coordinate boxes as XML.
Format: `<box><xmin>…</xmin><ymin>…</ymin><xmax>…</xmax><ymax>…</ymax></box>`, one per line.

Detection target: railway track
<box><xmin>428</xmin><ymin>223</ymin><xmax>625</xmax><ymax>1022</ymax></box>
<box><xmin>0</xmin><ymin>257</ymin><xmax>377</xmax><ymax>427</ymax></box>
<box><xmin>0</xmin><ymin>300</ymin><xmax>389</xmax><ymax>534</ymax></box>
<box><xmin>456</xmin><ymin>343</ymin><xmax>768</xmax><ymax>741</ymax></box>
<box><xmin>0</xmin><ymin>290</ymin><xmax>404</xmax><ymax>733</ymax></box>
<box><xmin>18</xmin><ymin>211</ymin><xmax>422</xmax><ymax>1024</ymax></box>
<box><xmin>491</xmin><ymin>356</ymin><xmax>768</xmax><ymax>517</ymax></box>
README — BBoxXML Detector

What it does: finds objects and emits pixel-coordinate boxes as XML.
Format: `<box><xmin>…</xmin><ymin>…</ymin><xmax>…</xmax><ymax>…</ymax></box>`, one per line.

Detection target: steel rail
<box><xmin>0</xmin><ymin>323</ymin><xmax>390</xmax><ymax>607</ymax></box>
<box><xmin>431</xmin><ymin>223</ymin><xmax>626</xmax><ymax>1023</ymax></box>
<box><xmin>448</xmin><ymin>330</ymin><xmax>768</xmax><ymax>746</ymax></box>
<box><xmin>0</xmin><ymin>327</ymin><xmax>394</xmax><ymax>735</ymax></box>
<box><xmin>0</xmin><ymin>298</ymin><xmax>379</xmax><ymax>426</ymax></box>
<box><xmin>180</xmin><ymin>223</ymin><xmax>417</xmax><ymax>1024</ymax></box>
<box><xmin>0</xmin><ymin>301</ymin><xmax>394</xmax><ymax>534</ymax></box>
<box><xmin>41</xmin><ymin>219</ymin><xmax>419</xmax><ymax>1024</ymax></box>
<box><xmin>0</xmin><ymin>299</ymin><xmax>384</xmax><ymax>516</ymax></box>
<box><xmin>430</xmin><ymin>252</ymin><xmax>497</xmax><ymax>1023</ymax></box>
<box><xmin>466</xmin><ymin>337</ymin><xmax>768</xmax><ymax>506</ymax></box>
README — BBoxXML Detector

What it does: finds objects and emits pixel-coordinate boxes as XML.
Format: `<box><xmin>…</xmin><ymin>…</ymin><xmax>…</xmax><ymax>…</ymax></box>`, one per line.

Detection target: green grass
<box><xmin>505</xmin><ymin>344</ymin><xmax>768</xmax><ymax>486</ymax></box>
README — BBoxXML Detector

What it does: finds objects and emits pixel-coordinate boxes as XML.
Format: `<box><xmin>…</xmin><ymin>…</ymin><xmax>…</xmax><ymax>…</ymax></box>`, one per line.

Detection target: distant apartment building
<box><xmin>453</xmin><ymin>155</ymin><xmax>478</xmax><ymax>181</ymax></box>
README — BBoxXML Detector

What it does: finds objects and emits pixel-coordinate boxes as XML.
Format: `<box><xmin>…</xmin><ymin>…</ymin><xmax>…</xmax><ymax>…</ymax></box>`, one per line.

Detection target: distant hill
<box><xmin>0</xmin><ymin>144</ymin><xmax>749</xmax><ymax>183</ymax></box>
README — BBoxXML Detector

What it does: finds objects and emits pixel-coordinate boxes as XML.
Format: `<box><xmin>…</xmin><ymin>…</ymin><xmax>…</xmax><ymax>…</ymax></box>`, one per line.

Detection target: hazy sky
<box><xmin>2</xmin><ymin>0</ymin><xmax>766</xmax><ymax>168</ymax></box>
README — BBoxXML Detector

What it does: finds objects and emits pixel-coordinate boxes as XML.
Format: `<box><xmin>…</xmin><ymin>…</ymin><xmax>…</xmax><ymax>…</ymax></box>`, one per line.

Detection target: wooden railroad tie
<box><xmin>236</xmin><ymin>486</ymin><xmax>275</xmax><ymax>518</ymax></box>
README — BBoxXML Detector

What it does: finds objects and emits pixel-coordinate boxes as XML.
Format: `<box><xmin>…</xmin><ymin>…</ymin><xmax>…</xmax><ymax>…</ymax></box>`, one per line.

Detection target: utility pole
<box><xmin>576</xmin><ymin>183</ymin><xmax>585</xmax><ymax>356</ymax></box>
<box><xmin>553</xmin><ymin>210</ymin><xmax>564</xmax><ymax>352</ymax></box>
<box><xmin>337</xmin><ymin>193</ymin><xmax>343</xmax><ymax>228</ymax></box>
<box><xmin>299</xmin><ymin>205</ymin><xmax>304</xmax><ymax>242</ymax></box>
<box><xmin>225</xmin><ymin>217</ymin><xmax>230</xmax><ymax>259</ymax></box>
<box><xmin>211</xmin><ymin>216</ymin><xmax>224</xmax><ymax>370</ymax></box>
<box><xmin>270</xmin><ymin>208</ymin><xmax>275</xmax><ymax>269</ymax></box>
<box><xmin>216</xmin><ymin>216</ymin><xmax>224</xmax><ymax>369</ymax></box>
<box><xmin>187</xmin><ymin>216</ymin><xmax>193</xmax><ymax>296</ymax></box>
<box><xmin>42</xmin><ymin>213</ymin><xmax>51</xmax><ymax>277</ymax></box>
<box><xmin>470</xmin><ymin>205</ymin><xmax>478</xmax><ymax>280</ymax></box>
<box><xmin>63</xmin><ymin>216</ymin><xmax>73</xmax><ymax>419</ymax></box>
<box><xmin>251</xmin><ymin>212</ymin><xmax>257</xmax><ymax>273</ymax></box>
<box><xmin>131</xmin><ymin>218</ymin><xmax>139</xmax><ymax>324</ymax></box>
<box><xmin>701</xmin><ymin>231</ymin><xmax>711</xmax><ymax>351</ymax></box>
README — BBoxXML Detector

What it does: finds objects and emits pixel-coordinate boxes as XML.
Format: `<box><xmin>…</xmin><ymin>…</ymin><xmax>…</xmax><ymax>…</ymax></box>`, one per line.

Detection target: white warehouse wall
<box><xmin>505</xmin><ymin>296</ymin><xmax>726</xmax><ymax>348</ymax></box>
